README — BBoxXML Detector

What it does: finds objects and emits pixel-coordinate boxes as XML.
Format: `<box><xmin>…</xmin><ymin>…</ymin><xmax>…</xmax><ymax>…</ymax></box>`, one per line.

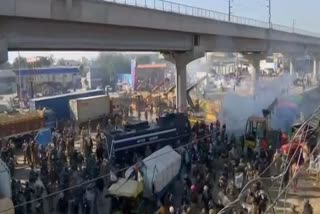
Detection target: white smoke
<box><xmin>218</xmin><ymin>72</ymin><xmax>296</xmax><ymax>134</ymax></box>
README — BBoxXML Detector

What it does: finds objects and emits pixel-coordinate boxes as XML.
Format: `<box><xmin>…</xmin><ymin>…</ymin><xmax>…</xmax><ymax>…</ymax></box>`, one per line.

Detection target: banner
<box><xmin>131</xmin><ymin>59</ymin><xmax>137</xmax><ymax>90</ymax></box>
<box><xmin>26</xmin><ymin>56</ymin><xmax>40</xmax><ymax>64</ymax></box>
<box><xmin>116</xmin><ymin>74</ymin><xmax>132</xmax><ymax>86</ymax></box>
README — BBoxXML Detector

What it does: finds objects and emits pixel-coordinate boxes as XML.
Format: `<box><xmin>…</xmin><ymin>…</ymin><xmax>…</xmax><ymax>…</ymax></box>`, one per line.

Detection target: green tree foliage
<box><xmin>136</xmin><ymin>55</ymin><xmax>152</xmax><ymax>65</ymax></box>
<box><xmin>134</xmin><ymin>54</ymin><xmax>160</xmax><ymax>65</ymax></box>
<box><xmin>12</xmin><ymin>56</ymin><xmax>28</xmax><ymax>68</ymax></box>
<box><xmin>56</xmin><ymin>58</ymin><xmax>66</xmax><ymax>66</ymax></box>
<box><xmin>94</xmin><ymin>53</ymin><xmax>131</xmax><ymax>87</ymax></box>
<box><xmin>12</xmin><ymin>56</ymin><xmax>54</xmax><ymax>69</ymax></box>
<box><xmin>33</xmin><ymin>56</ymin><xmax>54</xmax><ymax>67</ymax></box>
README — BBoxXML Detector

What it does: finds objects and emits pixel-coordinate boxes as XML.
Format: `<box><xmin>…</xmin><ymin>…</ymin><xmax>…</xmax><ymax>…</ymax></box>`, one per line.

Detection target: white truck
<box><xmin>69</xmin><ymin>94</ymin><xmax>111</xmax><ymax>124</ymax></box>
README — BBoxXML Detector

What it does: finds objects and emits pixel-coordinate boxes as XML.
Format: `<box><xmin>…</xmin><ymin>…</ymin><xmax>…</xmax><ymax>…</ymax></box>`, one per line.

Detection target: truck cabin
<box><xmin>41</xmin><ymin>108</ymin><xmax>57</xmax><ymax>129</ymax></box>
<box><xmin>245</xmin><ymin>116</ymin><xmax>268</xmax><ymax>142</ymax></box>
<box><xmin>107</xmin><ymin>113</ymin><xmax>191</xmax><ymax>166</ymax></box>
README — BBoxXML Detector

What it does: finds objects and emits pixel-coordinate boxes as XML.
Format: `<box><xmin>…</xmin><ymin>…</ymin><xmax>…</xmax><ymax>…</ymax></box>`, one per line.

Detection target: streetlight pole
<box><xmin>267</xmin><ymin>0</ymin><xmax>271</xmax><ymax>28</ymax></box>
<box><xmin>228</xmin><ymin>0</ymin><xmax>232</xmax><ymax>21</ymax></box>
<box><xmin>292</xmin><ymin>19</ymin><xmax>296</xmax><ymax>33</ymax></box>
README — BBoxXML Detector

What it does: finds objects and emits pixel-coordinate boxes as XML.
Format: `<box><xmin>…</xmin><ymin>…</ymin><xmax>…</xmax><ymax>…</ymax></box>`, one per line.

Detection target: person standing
<box><xmin>144</xmin><ymin>108</ymin><xmax>148</xmax><ymax>121</ymax></box>
<box><xmin>291</xmin><ymin>161</ymin><xmax>300</xmax><ymax>192</ymax></box>
<box><xmin>303</xmin><ymin>199</ymin><xmax>313</xmax><ymax>214</ymax></box>
<box><xmin>56</xmin><ymin>193</ymin><xmax>68</xmax><ymax>214</ymax></box>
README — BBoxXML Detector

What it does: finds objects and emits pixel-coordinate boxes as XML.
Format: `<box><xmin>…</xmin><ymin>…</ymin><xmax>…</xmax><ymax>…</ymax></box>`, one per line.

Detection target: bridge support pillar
<box><xmin>176</xmin><ymin>62</ymin><xmax>187</xmax><ymax>112</ymax></box>
<box><xmin>289</xmin><ymin>59</ymin><xmax>296</xmax><ymax>76</ymax></box>
<box><xmin>243</xmin><ymin>52</ymin><xmax>265</xmax><ymax>97</ymax></box>
<box><xmin>0</xmin><ymin>38</ymin><xmax>8</xmax><ymax>64</ymax></box>
<box><xmin>163</xmin><ymin>47</ymin><xmax>204</xmax><ymax>112</ymax></box>
<box><xmin>66</xmin><ymin>0</ymin><xmax>73</xmax><ymax>10</ymax></box>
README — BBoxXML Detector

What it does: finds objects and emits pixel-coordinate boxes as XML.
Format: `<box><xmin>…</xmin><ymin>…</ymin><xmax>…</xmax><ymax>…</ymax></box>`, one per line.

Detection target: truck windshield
<box><xmin>256</xmin><ymin>122</ymin><xmax>265</xmax><ymax>139</ymax></box>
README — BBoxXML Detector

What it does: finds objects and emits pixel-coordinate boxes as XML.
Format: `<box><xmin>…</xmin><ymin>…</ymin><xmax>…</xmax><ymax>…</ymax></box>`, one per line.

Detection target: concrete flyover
<box><xmin>1</xmin><ymin>0</ymin><xmax>320</xmax><ymax>110</ymax></box>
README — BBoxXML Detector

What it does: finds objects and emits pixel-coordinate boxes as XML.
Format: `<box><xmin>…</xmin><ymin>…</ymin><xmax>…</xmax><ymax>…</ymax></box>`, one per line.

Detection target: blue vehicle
<box><xmin>29</xmin><ymin>89</ymin><xmax>104</xmax><ymax>121</ymax></box>
<box><xmin>107</xmin><ymin>112</ymin><xmax>191</xmax><ymax>165</ymax></box>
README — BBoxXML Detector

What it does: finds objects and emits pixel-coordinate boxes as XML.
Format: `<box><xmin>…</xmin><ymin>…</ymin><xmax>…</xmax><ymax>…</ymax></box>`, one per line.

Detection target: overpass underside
<box><xmin>0</xmin><ymin>16</ymin><xmax>314</xmax><ymax>54</ymax></box>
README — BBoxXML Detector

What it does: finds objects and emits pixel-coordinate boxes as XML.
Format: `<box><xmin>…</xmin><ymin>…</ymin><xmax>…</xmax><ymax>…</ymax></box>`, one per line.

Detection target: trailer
<box><xmin>69</xmin><ymin>94</ymin><xmax>111</xmax><ymax>124</ymax></box>
<box><xmin>0</xmin><ymin>109</ymin><xmax>56</xmax><ymax>146</ymax></box>
<box><xmin>29</xmin><ymin>89</ymin><xmax>104</xmax><ymax>120</ymax></box>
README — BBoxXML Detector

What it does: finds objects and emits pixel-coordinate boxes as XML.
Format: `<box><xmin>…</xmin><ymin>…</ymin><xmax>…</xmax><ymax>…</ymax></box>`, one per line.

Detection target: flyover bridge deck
<box><xmin>101</xmin><ymin>0</ymin><xmax>320</xmax><ymax>38</ymax></box>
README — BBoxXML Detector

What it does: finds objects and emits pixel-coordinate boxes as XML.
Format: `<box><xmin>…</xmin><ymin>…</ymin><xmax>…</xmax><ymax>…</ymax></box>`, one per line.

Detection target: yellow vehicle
<box><xmin>244</xmin><ymin>98</ymin><xmax>280</xmax><ymax>152</ymax></box>
<box><xmin>244</xmin><ymin>116</ymin><xmax>269</xmax><ymax>149</ymax></box>
<box><xmin>186</xmin><ymin>76</ymin><xmax>221</xmax><ymax>124</ymax></box>
<box><xmin>106</xmin><ymin>177</ymin><xmax>145</xmax><ymax>214</ymax></box>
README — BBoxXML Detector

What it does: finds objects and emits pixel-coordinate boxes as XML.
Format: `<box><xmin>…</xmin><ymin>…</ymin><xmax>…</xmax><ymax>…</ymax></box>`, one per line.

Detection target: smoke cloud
<box><xmin>218</xmin><ymin>72</ymin><xmax>300</xmax><ymax>134</ymax></box>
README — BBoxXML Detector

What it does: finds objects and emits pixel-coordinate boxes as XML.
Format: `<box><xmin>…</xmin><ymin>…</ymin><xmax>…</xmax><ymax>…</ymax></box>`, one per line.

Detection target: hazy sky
<box><xmin>8</xmin><ymin>0</ymin><xmax>319</xmax><ymax>62</ymax></box>
<box><xmin>171</xmin><ymin>0</ymin><xmax>319</xmax><ymax>30</ymax></box>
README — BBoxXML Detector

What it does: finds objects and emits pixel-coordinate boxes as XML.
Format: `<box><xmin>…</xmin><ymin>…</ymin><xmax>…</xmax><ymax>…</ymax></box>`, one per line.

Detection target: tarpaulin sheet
<box><xmin>35</xmin><ymin>128</ymin><xmax>52</xmax><ymax>146</ymax></box>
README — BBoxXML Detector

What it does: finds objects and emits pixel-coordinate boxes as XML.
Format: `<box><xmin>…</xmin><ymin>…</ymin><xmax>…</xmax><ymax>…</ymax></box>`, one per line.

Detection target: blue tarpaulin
<box><xmin>35</xmin><ymin>128</ymin><xmax>52</xmax><ymax>146</ymax></box>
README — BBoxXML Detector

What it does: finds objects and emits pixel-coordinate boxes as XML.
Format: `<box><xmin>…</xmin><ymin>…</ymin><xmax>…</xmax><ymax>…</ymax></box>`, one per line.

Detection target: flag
<box><xmin>35</xmin><ymin>128</ymin><xmax>52</xmax><ymax>146</ymax></box>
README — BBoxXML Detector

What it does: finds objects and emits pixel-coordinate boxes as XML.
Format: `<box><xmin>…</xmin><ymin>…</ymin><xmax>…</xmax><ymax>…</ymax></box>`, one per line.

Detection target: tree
<box><xmin>12</xmin><ymin>56</ymin><xmax>28</xmax><ymax>69</ymax></box>
<box><xmin>33</xmin><ymin>56</ymin><xmax>53</xmax><ymax>67</ymax></box>
<box><xmin>79</xmin><ymin>64</ymin><xmax>90</xmax><ymax>77</ymax></box>
<box><xmin>79</xmin><ymin>57</ymin><xmax>90</xmax><ymax>76</ymax></box>
<box><xmin>134</xmin><ymin>53</ymin><xmax>160</xmax><ymax>65</ymax></box>
<box><xmin>12</xmin><ymin>56</ymin><xmax>54</xmax><ymax>69</ymax></box>
<box><xmin>81</xmin><ymin>57</ymin><xmax>90</xmax><ymax>66</ymax></box>
<box><xmin>93</xmin><ymin>53</ymin><xmax>131</xmax><ymax>87</ymax></box>
<box><xmin>136</xmin><ymin>55</ymin><xmax>152</xmax><ymax>65</ymax></box>
<box><xmin>56</xmin><ymin>58</ymin><xmax>66</xmax><ymax>66</ymax></box>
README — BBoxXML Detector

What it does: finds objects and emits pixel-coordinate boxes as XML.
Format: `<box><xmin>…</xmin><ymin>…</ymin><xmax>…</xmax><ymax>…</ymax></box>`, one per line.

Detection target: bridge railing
<box><xmin>101</xmin><ymin>0</ymin><xmax>320</xmax><ymax>38</ymax></box>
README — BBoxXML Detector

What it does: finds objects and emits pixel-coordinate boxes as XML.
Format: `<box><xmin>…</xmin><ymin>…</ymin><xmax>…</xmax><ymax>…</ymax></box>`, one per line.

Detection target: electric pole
<box><xmin>292</xmin><ymin>19</ymin><xmax>296</xmax><ymax>33</ymax></box>
<box><xmin>228</xmin><ymin>0</ymin><xmax>232</xmax><ymax>21</ymax></box>
<box><xmin>267</xmin><ymin>0</ymin><xmax>271</xmax><ymax>28</ymax></box>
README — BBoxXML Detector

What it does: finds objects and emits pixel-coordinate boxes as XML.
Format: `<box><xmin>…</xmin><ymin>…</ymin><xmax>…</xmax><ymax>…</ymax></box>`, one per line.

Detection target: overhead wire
<box><xmin>6</xmin><ymin>106</ymin><xmax>320</xmax><ymax>213</ymax></box>
<box><xmin>217</xmin><ymin>173</ymin><xmax>283</xmax><ymax>214</ymax></box>
<box><xmin>278</xmin><ymin>123</ymin><xmax>308</xmax><ymax>192</ymax></box>
<box><xmin>283</xmin><ymin>144</ymin><xmax>304</xmax><ymax>213</ymax></box>
<box><xmin>265</xmin><ymin>106</ymin><xmax>320</xmax><ymax>212</ymax></box>
<box><xmin>277</xmin><ymin>105</ymin><xmax>320</xmax><ymax>194</ymax></box>
<box><xmin>275</xmin><ymin>106</ymin><xmax>320</xmax><ymax>209</ymax></box>
<box><xmin>265</xmin><ymin>137</ymin><xmax>320</xmax><ymax>213</ymax></box>
<box><xmin>1</xmin><ymin>133</ymin><xmax>212</xmax><ymax>213</ymax></box>
<box><xmin>217</xmin><ymin>143</ymin><xmax>288</xmax><ymax>213</ymax></box>
<box><xmin>282</xmin><ymin>124</ymin><xmax>309</xmax><ymax>213</ymax></box>
<box><xmin>218</xmin><ymin>105</ymin><xmax>320</xmax><ymax>213</ymax></box>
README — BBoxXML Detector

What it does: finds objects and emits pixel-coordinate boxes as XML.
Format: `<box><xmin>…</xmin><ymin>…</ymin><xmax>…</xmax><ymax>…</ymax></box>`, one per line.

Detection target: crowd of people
<box><xmin>1</xmin><ymin>119</ymin><xmax>118</xmax><ymax>214</ymax></box>
<box><xmin>0</xmin><ymin>113</ymin><xmax>316</xmax><ymax>214</ymax></box>
<box><xmin>158</xmin><ymin>120</ymin><xmax>314</xmax><ymax>214</ymax></box>
<box><xmin>157</xmin><ymin>120</ymin><xmax>270</xmax><ymax>214</ymax></box>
